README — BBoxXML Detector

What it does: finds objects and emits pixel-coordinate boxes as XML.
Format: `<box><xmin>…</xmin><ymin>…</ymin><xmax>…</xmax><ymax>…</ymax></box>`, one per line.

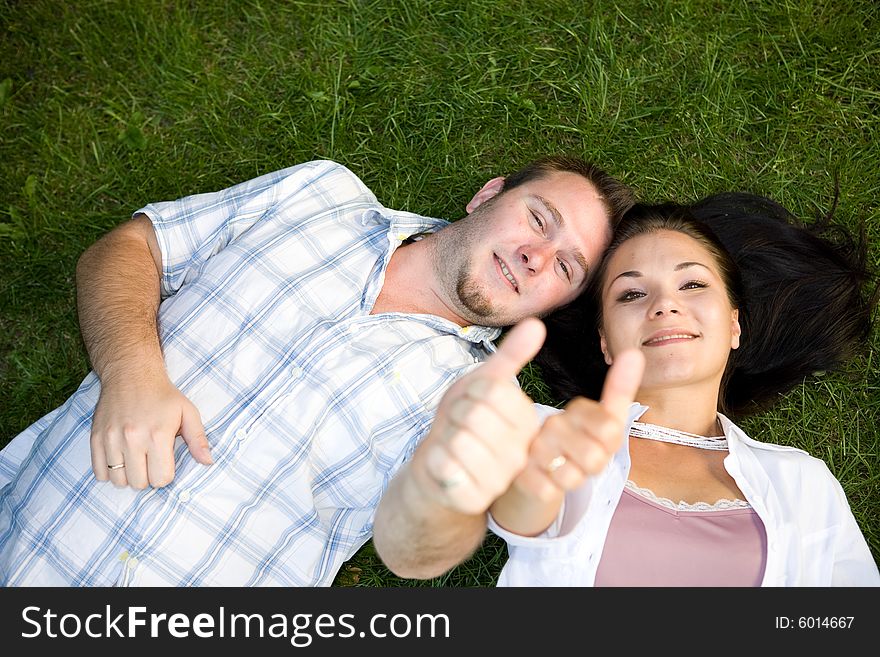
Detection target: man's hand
<box><xmin>511</xmin><ymin>349</ymin><xmax>645</xmax><ymax>500</ymax></box>
<box><xmin>410</xmin><ymin>317</ymin><xmax>546</xmax><ymax>515</ymax></box>
<box><xmin>90</xmin><ymin>375</ymin><xmax>212</xmax><ymax>489</ymax></box>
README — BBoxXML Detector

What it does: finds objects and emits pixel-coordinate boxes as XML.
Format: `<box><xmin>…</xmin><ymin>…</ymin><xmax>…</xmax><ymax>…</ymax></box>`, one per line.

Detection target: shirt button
<box><xmin>118</xmin><ymin>550</ymin><xmax>130</xmax><ymax>563</ymax></box>
<box><xmin>128</xmin><ymin>557</ymin><xmax>139</xmax><ymax>570</ymax></box>
<box><xmin>179</xmin><ymin>490</ymin><xmax>192</xmax><ymax>503</ymax></box>
<box><xmin>291</xmin><ymin>366</ymin><xmax>303</xmax><ymax>378</ymax></box>
<box><xmin>236</xmin><ymin>429</ymin><xmax>247</xmax><ymax>441</ymax></box>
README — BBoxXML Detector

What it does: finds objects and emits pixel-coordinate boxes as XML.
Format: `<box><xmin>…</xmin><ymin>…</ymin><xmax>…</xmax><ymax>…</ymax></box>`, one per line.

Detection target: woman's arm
<box><xmin>490</xmin><ymin>351</ymin><xmax>645</xmax><ymax>537</ymax></box>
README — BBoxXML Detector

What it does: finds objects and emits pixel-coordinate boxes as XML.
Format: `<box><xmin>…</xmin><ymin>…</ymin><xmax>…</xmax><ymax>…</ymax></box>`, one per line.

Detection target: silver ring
<box><xmin>438</xmin><ymin>472</ymin><xmax>466</xmax><ymax>490</ymax></box>
<box><xmin>546</xmin><ymin>455</ymin><xmax>567</xmax><ymax>473</ymax></box>
<box><xmin>107</xmin><ymin>463</ymin><xmax>126</xmax><ymax>470</ymax></box>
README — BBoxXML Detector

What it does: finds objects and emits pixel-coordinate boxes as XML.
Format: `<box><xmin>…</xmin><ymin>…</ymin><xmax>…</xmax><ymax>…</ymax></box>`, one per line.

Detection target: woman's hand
<box><xmin>513</xmin><ymin>349</ymin><xmax>645</xmax><ymax>501</ymax></box>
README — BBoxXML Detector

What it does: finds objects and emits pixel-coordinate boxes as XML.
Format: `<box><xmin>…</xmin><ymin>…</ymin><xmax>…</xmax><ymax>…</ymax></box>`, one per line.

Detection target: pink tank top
<box><xmin>594</xmin><ymin>482</ymin><xmax>767</xmax><ymax>586</ymax></box>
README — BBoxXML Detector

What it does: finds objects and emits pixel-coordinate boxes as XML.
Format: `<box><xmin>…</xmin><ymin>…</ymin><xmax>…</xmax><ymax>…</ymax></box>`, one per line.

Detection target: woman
<box><xmin>487</xmin><ymin>193</ymin><xmax>879</xmax><ymax>586</ymax></box>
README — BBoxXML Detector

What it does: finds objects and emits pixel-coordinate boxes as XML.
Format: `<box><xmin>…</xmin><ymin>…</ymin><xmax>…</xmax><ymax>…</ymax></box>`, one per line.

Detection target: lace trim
<box><xmin>625</xmin><ymin>480</ymin><xmax>751</xmax><ymax>512</ymax></box>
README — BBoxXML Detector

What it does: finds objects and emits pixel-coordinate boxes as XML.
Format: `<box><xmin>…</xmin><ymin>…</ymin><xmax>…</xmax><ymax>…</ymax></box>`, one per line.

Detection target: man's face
<box><xmin>434</xmin><ymin>170</ymin><xmax>612</xmax><ymax>326</ymax></box>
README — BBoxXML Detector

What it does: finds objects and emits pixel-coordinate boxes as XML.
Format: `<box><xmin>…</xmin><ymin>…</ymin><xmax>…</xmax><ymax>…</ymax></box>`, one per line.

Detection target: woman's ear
<box><xmin>730</xmin><ymin>309</ymin><xmax>741</xmax><ymax>350</ymax></box>
<box><xmin>599</xmin><ymin>330</ymin><xmax>612</xmax><ymax>365</ymax></box>
<box><xmin>465</xmin><ymin>176</ymin><xmax>506</xmax><ymax>213</ymax></box>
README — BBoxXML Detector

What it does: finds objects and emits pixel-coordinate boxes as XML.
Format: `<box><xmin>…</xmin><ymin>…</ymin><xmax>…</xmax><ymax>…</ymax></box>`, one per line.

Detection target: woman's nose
<box><xmin>650</xmin><ymin>295</ymin><xmax>680</xmax><ymax>316</ymax></box>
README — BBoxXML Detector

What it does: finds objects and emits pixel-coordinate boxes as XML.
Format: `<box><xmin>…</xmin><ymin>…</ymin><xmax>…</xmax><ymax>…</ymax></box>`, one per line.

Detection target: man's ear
<box><xmin>466</xmin><ymin>176</ymin><xmax>506</xmax><ymax>213</ymax></box>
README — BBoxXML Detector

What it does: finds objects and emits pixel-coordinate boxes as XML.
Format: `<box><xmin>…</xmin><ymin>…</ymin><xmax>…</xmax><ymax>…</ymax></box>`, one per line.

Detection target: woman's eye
<box><xmin>681</xmin><ymin>280</ymin><xmax>708</xmax><ymax>290</ymax></box>
<box><xmin>618</xmin><ymin>290</ymin><xmax>645</xmax><ymax>302</ymax></box>
<box><xmin>532</xmin><ymin>212</ymin><xmax>544</xmax><ymax>231</ymax></box>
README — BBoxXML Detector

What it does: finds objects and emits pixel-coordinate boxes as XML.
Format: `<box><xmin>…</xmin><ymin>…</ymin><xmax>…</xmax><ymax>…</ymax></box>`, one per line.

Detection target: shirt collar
<box><xmin>626</xmin><ymin>404</ymin><xmax>804</xmax><ymax>455</ymax></box>
<box><xmin>626</xmin><ymin>403</ymin><xmax>745</xmax><ymax>444</ymax></box>
<box><xmin>363</xmin><ymin>208</ymin><xmax>502</xmax><ymax>346</ymax></box>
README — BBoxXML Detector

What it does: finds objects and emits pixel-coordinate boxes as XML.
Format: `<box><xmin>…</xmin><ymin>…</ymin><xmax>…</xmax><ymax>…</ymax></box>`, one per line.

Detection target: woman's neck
<box><xmin>635</xmin><ymin>384</ymin><xmax>721</xmax><ymax>437</ymax></box>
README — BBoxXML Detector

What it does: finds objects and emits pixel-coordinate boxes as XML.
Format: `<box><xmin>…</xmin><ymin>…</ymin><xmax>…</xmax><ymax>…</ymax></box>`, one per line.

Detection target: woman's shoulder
<box><xmin>723</xmin><ymin>416</ymin><xmax>835</xmax><ymax>476</ymax></box>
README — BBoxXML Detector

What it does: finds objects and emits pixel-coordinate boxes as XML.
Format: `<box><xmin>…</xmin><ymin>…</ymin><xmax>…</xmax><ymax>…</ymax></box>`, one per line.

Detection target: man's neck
<box><xmin>371</xmin><ymin>238</ymin><xmax>468</xmax><ymax>326</ymax></box>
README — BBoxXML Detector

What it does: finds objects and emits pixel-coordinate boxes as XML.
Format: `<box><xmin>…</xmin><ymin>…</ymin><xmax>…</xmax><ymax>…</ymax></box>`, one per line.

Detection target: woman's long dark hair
<box><xmin>536</xmin><ymin>191</ymin><xmax>876</xmax><ymax>418</ymax></box>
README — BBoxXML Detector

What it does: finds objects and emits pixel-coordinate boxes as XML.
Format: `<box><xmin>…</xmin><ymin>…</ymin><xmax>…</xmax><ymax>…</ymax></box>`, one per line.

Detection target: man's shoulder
<box><xmin>284</xmin><ymin>159</ymin><xmax>369</xmax><ymax>187</ymax></box>
<box><xmin>264</xmin><ymin>159</ymin><xmax>380</xmax><ymax>208</ymax></box>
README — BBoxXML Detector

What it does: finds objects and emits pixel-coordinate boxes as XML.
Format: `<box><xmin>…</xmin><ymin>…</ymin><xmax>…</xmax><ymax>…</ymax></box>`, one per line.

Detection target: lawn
<box><xmin>1</xmin><ymin>0</ymin><xmax>878</xmax><ymax>586</ymax></box>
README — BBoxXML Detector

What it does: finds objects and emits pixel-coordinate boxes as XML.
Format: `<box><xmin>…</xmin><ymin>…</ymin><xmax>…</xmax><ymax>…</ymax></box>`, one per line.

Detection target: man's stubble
<box><xmin>433</xmin><ymin>197</ymin><xmax>502</xmax><ymax>323</ymax></box>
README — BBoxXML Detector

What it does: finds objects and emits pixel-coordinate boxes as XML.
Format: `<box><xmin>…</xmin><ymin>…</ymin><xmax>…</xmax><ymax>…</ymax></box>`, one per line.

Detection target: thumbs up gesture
<box><xmin>414</xmin><ymin>317</ymin><xmax>547</xmax><ymax>515</ymax></box>
<box><xmin>509</xmin><ymin>348</ymin><xmax>645</xmax><ymax>503</ymax></box>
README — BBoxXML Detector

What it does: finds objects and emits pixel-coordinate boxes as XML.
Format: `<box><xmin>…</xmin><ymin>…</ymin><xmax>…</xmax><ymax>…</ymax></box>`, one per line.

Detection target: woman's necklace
<box><xmin>629</xmin><ymin>419</ymin><xmax>728</xmax><ymax>451</ymax></box>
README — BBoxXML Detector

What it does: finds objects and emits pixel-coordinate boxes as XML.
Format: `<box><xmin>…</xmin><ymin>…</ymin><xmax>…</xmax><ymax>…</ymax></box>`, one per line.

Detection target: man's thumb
<box><xmin>180</xmin><ymin>401</ymin><xmax>213</xmax><ymax>465</ymax></box>
<box><xmin>482</xmin><ymin>317</ymin><xmax>546</xmax><ymax>379</ymax></box>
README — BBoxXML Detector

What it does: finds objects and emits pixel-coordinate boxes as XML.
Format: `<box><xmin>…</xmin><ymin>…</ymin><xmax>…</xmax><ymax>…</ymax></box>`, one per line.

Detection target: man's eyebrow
<box><xmin>535</xmin><ymin>195</ymin><xmax>589</xmax><ymax>279</ymax></box>
<box><xmin>535</xmin><ymin>195</ymin><xmax>565</xmax><ymax>229</ymax></box>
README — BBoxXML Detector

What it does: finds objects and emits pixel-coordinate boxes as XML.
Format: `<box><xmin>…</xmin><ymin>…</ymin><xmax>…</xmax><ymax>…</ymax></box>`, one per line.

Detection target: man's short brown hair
<box><xmin>502</xmin><ymin>155</ymin><xmax>636</xmax><ymax>228</ymax></box>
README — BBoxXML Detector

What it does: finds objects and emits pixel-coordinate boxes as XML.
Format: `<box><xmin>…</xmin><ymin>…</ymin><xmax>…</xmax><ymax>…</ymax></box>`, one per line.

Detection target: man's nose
<box><xmin>518</xmin><ymin>244</ymin><xmax>552</xmax><ymax>274</ymax></box>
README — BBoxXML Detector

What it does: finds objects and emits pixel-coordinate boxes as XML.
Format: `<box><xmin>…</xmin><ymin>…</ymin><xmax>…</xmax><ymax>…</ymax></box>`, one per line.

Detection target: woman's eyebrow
<box><xmin>675</xmin><ymin>261</ymin><xmax>711</xmax><ymax>271</ymax></box>
<box><xmin>609</xmin><ymin>270</ymin><xmax>642</xmax><ymax>284</ymax></box>
<box><xmin>609</xmin><ymin>261</ymin><xmax>712</xmax><ymax>285</ymax></box>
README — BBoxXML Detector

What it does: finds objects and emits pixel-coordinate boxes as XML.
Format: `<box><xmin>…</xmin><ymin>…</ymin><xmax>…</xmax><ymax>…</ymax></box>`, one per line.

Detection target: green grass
<box><xmin>1</xmin><ymin>0</ymin><xmax>878</xmax><ymax>586</ymax></box>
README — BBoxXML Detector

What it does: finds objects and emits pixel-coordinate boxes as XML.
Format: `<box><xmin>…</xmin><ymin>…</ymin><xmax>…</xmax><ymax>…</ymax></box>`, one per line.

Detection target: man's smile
<box><xmin>495</xmin><ymin>254</ymin><xmax>519</xmax><ymax>293</ymax></box>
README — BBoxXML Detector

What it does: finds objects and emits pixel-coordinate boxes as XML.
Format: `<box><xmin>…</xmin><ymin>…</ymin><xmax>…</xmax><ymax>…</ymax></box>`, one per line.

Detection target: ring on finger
<box><xmin>107</xmin><ymin>463</ymin><xmax>126</xmax><ymax>471</ymax></box>
<box><xmin>438</xmin><ymin>471</ymin><xmax>467</xmax><ymax>490</ymax></box>
<box><xmin>546</xmin><ymin>455</ymin><xmax>567</xmax><ymax>473</ymax></box>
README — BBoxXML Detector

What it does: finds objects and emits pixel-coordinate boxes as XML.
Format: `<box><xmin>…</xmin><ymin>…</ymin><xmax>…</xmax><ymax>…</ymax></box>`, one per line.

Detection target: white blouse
<box><xmin>489</xmin><ymin>404</ymin><xmax>880</xmax><ymax>587</ymax></box>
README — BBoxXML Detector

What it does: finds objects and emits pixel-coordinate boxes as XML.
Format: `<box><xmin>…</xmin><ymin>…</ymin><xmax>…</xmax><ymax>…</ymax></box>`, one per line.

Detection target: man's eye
<box><xmin>558</xmin><ymin>259</ymin><xmax>570</xmax><ymax>280</ymax></box>
<box><xmin>532</xmin><ymin>212</ymin><xmax>544</xmax><ymax>230</ymax></box>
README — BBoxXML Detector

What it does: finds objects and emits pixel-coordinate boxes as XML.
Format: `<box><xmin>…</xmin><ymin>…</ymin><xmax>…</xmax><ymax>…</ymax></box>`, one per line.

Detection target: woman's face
<box><xmin>599</xmin><ymin>229</ymin><xmax>741</xmax><ymax>394</ymax></box>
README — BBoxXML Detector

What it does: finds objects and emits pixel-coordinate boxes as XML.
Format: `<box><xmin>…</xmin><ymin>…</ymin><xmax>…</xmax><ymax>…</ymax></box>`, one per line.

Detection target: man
<box><xmin>0</xmin><ymin>156</ymin><xmax>633</xmax><ymax>586</ymax></box>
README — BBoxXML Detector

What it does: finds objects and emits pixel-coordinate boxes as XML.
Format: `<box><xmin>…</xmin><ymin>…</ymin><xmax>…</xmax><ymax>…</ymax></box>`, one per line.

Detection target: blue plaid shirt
<box><xmin>0</xmin><ymin>160</ymin><xmax>499</xmax><ymax>586</ymax></box>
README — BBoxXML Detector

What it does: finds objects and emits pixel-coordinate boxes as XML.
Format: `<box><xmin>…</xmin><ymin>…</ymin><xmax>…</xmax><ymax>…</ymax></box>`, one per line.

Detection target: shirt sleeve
<box><xmin>134</xmin><ymin>160</ymin><xmax>374</xmax><ymax>297</ymax></box>
<box><xmin>487</xmin><ymin>403</ymin><xmax>567</xmax><ymax>542</ymax></box>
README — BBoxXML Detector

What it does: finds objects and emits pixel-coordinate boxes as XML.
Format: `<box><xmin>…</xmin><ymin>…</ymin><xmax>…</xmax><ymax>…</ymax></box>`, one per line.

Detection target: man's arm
<box><xmin>77</xmin><ymin>215</ymin><xmax>166</xmax><ymax>393</ymax></box>
<box><xmin>373</xmin><ymin>321</ymin><xmax>644</xmax><ymax>578</ymax></box>
<box><xmin>373</xmin><ymin>319</ymin><xmax>545</xmax><ymax>579</ymax></box>
<box><xmin>76</xmin><ymin>215</ymin><xmax>212</xmax><ymax>489</ymax></box>
<box><xmin>373</xmin><ymin>459</ymin><xmax>489</xmax><ymax>579</ymax></box>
